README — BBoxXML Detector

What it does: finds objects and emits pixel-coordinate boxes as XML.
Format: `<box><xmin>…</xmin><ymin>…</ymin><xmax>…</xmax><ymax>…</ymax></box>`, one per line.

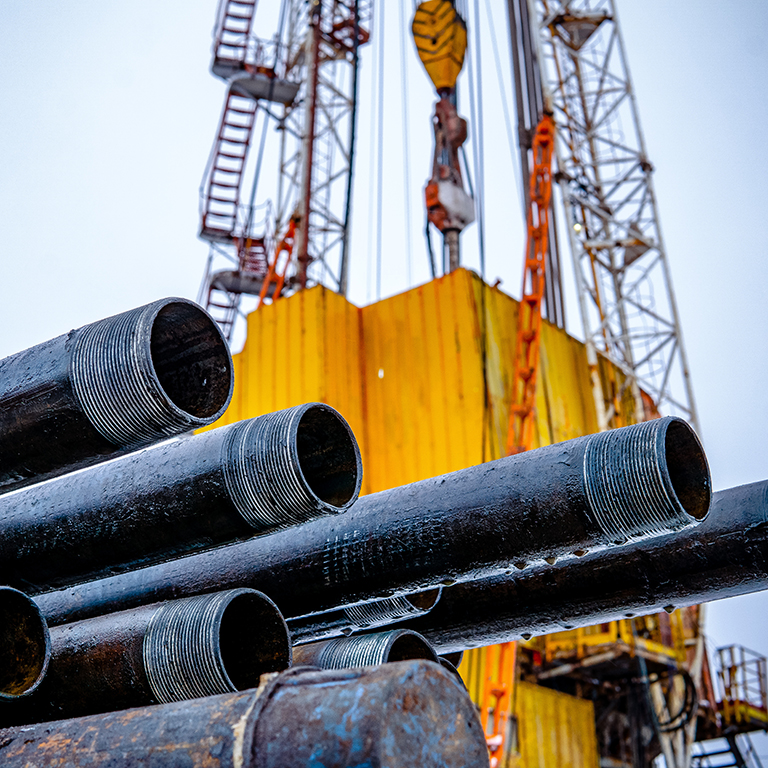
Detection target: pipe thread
<box><xmin>313</xmin><ymin>630</ymin><xmax>437</xmax><ymax>669</ymax></box>
<box><xmin>583</xmin><ymin>416</ymin><xmax>692</xmax><ymax>543</ymax></box>
<box><xmin>343</xmin><ymin>591</ymin><xmax>441</xmax><ymax>630</ymax></box>
<box><xmin>143</xmin><ymin>589</ymin><xmax>251</xmax><ymax>704</ymax></box>
<box><xmin>70</xmin><ymin>299</ymin><xmax>214</xmax><ymax>447</ymax></box>
<box><xmin>223</xmin><ymin>404</ymin><xmax>351</xmax><ymax>531</ymax></box>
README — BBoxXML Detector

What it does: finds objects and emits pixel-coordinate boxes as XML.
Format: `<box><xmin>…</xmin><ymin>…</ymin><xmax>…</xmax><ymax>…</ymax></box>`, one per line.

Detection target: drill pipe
<box><xmin>293</xmin><ymin>629</ymin><xmax>438</xmax><ymax>668</ymax></box>
<box><xmin>287</xmin><ymin>589</ymin><xmax>442</xmax><ymax>644</ymax></box>
<box><xmin>1</xmin><ymin>588</ymin><xmax>290</xmax><ymax>724</ymax></box>
<box><xmin>36</xmin><ymin>417</ymin><xmax>709</xmax><ymax>625</ymax></box>
<box><xmin>1</xmin><ymin>402</ymin><xmax>362</xmax><ymax>593</ymax></box>
<box><xmin>0</xmin><ymin>661</ymin><xmax>489</xmax><ymax>768</ymax></box>
<box><xmin>0</xmin><ymin>587</ymin><xmax>50</xmax><ymax>700</ymax></box>
<box><xmin>0</xmin><ymin>298</ymin><xmax>233</xmax><ymax>494</ymax></box>
<box><xmin>392</xmin><ymin>480</ymin><xmax>768</xmax><ymax>654</ymax></box>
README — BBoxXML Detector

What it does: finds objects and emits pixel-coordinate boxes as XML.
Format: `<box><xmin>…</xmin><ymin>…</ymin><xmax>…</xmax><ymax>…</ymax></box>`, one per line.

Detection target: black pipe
<box><xmin>287</xmin><ymin>589</ymin><xmax>442</xmax><ymax>644</ymax></box>
<box><xmin>0</xmin><ymin>298</ymin><xmax>233</xmax><ymax>494</ymax></box>
<box><xmin>293</xmin><ymin>629</ymin><xmax>438</xmax><ymax>668</ymax></box>
<box><xmin>393</xmin><ymin>480</ymin><xmax>768</xmax><ymax>653</ymax></box>
<box><xmin>1</xmin><ymin>402</ymin><xmax>361</xmax><ymax>593</ymax></box>
<box><xmin>36</xmin><ymin>417</ymin><xmax>709</xmax><ymax>625</ymax></box>
<box><xmin>1</xmin><ymin>589</ymin><xmax>290</xmax><ymax>724</ymax></box>
<box><xmin>0</xmin><ymin>587</ymin><xmax>50</xmax><ymax>700</ymax></box>
<box><xmin>0</xmin><ymin>661</ymin><xmax>489</xmax><ymax>768</ymax></box>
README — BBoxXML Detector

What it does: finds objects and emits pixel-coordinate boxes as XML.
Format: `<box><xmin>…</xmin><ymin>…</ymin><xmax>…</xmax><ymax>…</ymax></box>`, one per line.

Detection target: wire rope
<box><xmin>483</xmin><ymin>0</ymin><xmax>522</xmax><ymax>210</ymax></box>
<box><xmin>365</xmin><ymin>1</ymin><xmax>379</xmax><ymax>303</ymax></box>
<box><xmin>375</xmin><ymin>0</ymin><xmax>386</xmax><ymax>300</ymax></box>
<box><xmin>398</xmin><ymin>0</ymin><xmax>414</xmax><ymax>285</ymax></box>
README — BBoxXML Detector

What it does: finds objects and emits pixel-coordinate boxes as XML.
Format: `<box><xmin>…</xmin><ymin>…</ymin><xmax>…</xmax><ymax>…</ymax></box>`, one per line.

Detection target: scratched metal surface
<box><xmin>0</xmin><ymin>661</ymin><xmax>488</xmax><ymax>768</ymax></box>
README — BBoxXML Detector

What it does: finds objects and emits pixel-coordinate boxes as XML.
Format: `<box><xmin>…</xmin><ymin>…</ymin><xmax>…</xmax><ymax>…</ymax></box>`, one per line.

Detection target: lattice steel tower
<box><xmin>524</xmin><ymin>0</ymin><xmax>699</xmax><ymax>431</ymax></box>
<box><xmin>199</xmin><ymin>0</ymin><xmax>371</xmax><ymax>341</ymax></box>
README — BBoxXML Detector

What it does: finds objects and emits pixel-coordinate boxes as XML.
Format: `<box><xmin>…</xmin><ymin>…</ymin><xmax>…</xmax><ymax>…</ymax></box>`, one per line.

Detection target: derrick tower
<box><xmin>512</xmin><ymin>0</ymin><xmax>699</xmax><ymax>432</ymax></box>
<box><xmin>199</xmin><ymin>0</ymin><xmax>371</xmax><ymax>340</ymax></box>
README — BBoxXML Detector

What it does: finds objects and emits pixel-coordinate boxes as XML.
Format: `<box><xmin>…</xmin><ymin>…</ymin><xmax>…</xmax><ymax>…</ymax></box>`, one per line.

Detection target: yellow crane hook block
<box><xmin>411</xmin><ymin>0</ymin><xmax>467</xmax><ymax>92</ymax></box>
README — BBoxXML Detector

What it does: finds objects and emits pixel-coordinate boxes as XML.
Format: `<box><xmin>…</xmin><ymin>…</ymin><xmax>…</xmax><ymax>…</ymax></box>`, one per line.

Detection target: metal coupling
<box><xmin>583</xmin><ymin>416</ymin><xmax>710</xmax><ymax>543</ymax></box>
<box><xmin>0</xmin><ymin>586</ymin><xmax>50</xmax><ymax>700</ymax></box>
<box><xmin>70</xmin><ymin>298</ymin><xmax>233</xmax><ymax>447</ymax></box>
<box><xmin>223</xmin><ymin>402</ymin><xmax>362</xmax><ymax>529</ymax></box>
<box><xmin>293</xmin><ymin>629</ymin><xmax>438</xmax><ymax>669</ymax></box>
<box><xmin>143</xmin><ymin>589</ymin><xmax>290</xmax><ymax>704</ymax></box>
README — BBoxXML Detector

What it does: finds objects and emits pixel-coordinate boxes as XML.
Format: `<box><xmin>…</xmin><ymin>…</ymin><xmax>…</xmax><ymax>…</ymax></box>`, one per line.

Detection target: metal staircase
<box><xmin>693</xmin><ymin>735</ymin><xmax>765</xmax><ymax>768</ymax></box>
<box><xmin>212</xmin><ymin>0</ymin><xmax>257</xmax><ymax>77</ymax></box>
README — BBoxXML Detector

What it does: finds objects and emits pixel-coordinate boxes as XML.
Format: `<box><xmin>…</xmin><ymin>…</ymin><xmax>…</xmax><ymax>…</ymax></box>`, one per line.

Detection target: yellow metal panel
<box><xmin>515</xmin><ymin>681</ymin><xmax>599</xmax><ymax>768</ymax></box>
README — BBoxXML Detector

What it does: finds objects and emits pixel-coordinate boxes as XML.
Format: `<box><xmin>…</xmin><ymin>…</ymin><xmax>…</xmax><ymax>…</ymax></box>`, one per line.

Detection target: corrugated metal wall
<box><xmin>215</xmin><ymin>267</ymin><xmax>600</xmax><ymax>493</ymax></box>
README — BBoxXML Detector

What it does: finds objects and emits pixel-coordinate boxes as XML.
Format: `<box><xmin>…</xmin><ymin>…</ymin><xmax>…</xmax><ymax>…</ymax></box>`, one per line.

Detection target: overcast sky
<box><xmin>0</xmin><ymin>0</ymin><xmax>766</xmax><ymax>746</ymax></box>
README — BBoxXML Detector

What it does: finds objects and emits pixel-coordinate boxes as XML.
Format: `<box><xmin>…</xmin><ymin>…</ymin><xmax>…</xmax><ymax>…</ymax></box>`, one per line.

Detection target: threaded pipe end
<box><xmin>583</xmin><ymin>416</ymin><xmax>710</xmax><ymax>544</ymax></box>
<box><xmin>295</xmin><ymin>630</ymin><xmax>438</xmax><ymax>670</ymax></box>
<box><xmin>143</xmin><ymin>588</ymin><xmax>290</xmax><ymax>705</ymax></box>
<box><xmin>70</xmin><ymin>298</ymin><xmax>233</xmax><ymax>448</ymax></box>
<box><xmin>223</xmin><ymin>403</ymin><xmax>362</xmax><ymax>531</ymax></box>
<box><xmin>343</xmin><ymin>589</ymin><xmax>442</xmax><ymax>629</ymax></box>
<box><xmin>0</xmin><ymin>587</ymin><xmax>51</xmax><ymax>699</ymax></box>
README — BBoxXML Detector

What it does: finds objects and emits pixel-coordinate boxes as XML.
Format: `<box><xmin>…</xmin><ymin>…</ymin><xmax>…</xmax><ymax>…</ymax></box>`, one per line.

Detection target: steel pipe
<box><xmin>293</xmin><ymin>629</ymin><xmax>438</xmax><ymax>669</ymax></box>
<box><xmin>0</xmin><ymin>661</ymin><xmax>489</xmax><ymax>768</ymax></box>
<box><xmin>37</xmin><ymin>417</ymin><xmax>709</xmax><ymax>625</ymax></box>
<box><xmin>392</xmin><ymin>480</ymin><xmax>768</xmax><ymax>653</ymax></box>
<box><xmin>1</xmin><ymin>588</ymin><xmax>290</xmax><ymax>724</ymax></box>
<box><xmin>1</xmin><ymin>402</ymin><xmax>361</xmax><ymax>593</ymax></box>
<box><xmin>0</xmin><ymin>587</ymin><xmax>50</xmax><ymax>700</ymax></box>
<box><xmin>287</xmin><ymin>589</ymin><xmax>442</xmax><ymax>644</ymax></box>
<box><xmin>0</xmin><ymin>298</ymin><xmax>233</xmax><ymax>494</ymax></box>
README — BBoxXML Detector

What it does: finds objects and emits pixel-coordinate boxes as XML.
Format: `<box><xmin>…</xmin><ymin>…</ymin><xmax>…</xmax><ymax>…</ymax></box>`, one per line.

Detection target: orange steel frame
<box><xmin>506</xmin><ymin>113</ymin><xmax>556</xmax><ymax>456</ymax></box>
<box><xmin>257</xmin><ymin>216</ymin><xmax>298</xmax><ymax>309</ymax></box>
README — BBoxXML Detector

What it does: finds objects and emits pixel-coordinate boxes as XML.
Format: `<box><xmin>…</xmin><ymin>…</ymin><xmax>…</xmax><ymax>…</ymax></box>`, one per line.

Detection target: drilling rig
<box><xmin>195</xmin><ymin>4</ymin><xmax>768</xmax><ymax>767</ymax></box>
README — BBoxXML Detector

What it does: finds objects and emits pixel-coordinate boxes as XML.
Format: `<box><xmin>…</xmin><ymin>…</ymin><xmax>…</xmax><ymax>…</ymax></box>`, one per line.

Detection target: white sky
<box><xmin>0</xmin><ymin>0</ymin><xmax>766</xmax><ymax>746</ymax></box>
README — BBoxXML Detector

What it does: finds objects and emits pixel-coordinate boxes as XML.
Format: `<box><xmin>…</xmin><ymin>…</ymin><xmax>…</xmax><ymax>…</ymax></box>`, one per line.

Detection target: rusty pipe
<box><xmin>0</xmin><ymin>298</ymin><xmax>233</xmax><ymax>494</ymax></box>
<box><xmin>1</xmin><ymin>588</ymin><xmax>290</xmax><ymax>724</ymax></box>
<box><xmin>0</xmin><ymin>587</ymin><xmax>50</xmax><ymax>700</ymax></box>
<box><xmin>1</xmin><ymin>402</ymin><xmax>361</xmax><ymax>593</ymax></box>
<box><xmin>393</xmin><ymin>480</ymin><xmax>768</xmax><ymax>653</ymax></box>
<box><xmin>0</xmin><ymin>661</ymin><xmax>488</xmax><ymax>768</ymax></box>
<box><xmin>293</xmin><ymin>629</ymin><xmax>438</xmax><ymax>669</ymax></box>
<box><xmin>287</xmin><ymin>589</ymin><xmax>442</xmax><ymax>644</ymax></box>
<box><xmin>37</xmin><ymin>417</ymin><xmax>708</xmax><ymax>625</ymax></box>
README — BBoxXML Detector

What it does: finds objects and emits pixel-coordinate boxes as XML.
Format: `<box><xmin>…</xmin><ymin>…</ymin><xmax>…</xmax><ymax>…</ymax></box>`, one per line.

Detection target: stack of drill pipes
<box><xmin>0</xmin><ymin>589</ymin><xmax>291</xmax><ymax>725</ymax></box>
<box><xmin>392</xmin><ymin>479</ymin><xmax>768</xmax><ymax>654</ymax></box>
<box><xmin>36</xmin><ymin>416</ymin><xmax>711</xmax><ymax>628</ymax></box>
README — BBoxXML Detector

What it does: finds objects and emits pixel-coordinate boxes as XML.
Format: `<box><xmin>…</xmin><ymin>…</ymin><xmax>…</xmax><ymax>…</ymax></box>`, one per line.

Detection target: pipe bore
<box><xmin>143</xmin><ymin>589</ymin><xmax>291</xmax><ymax>704</ymax></box>
<box><xmin>293</xmin><ymin>629</ymin><xmax>438</xmax><ymax>669</ymax></box>
<box><xmin>0</xmin><ymin>587</ymin><xmax>50</xmax><ymax>700</ymax></box>
<box><xmin>71</xmin><ymin>298</ymin><xmax>233</xmax><ymax>447</ymax></box>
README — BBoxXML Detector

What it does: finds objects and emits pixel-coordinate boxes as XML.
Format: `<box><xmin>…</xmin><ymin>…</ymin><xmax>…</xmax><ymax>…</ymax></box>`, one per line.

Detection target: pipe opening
<box><xmin>150</xmin><ymin>303</ymin><xmax>233</xmax><ymax>419</ymax></box>
<box><xmin>664</xmin><ymin>420</ymin><xmax>710</xmax><ymax>520</ymax></box>
<box><xmin>386</xmin><ymin>633</ymin><xmax>438</xmax><ymax>663</ymax></box>
<box><xmin>296</xmin><ymin>406</ymin><xmax>360</xmax><ymax>507</ymax></box>
<box><xmin>218</xmin><ymin>591</ymin><xmax>291</xmax><ymax>691</ymax></box>
<box><xmin>406</xmin><ymin>588</ymin><xmax>442</xmax><ymax>612</ymax></box>
<box><xmin>0</xmin><ymin>588</ymin><xmax>50</xmax><ymax>699</ymax></box>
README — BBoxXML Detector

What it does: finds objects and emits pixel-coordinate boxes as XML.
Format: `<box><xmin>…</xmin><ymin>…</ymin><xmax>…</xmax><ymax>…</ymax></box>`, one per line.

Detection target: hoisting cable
<box><xmin>375</xmin><ymin>0</ymin><xmax>386</xmax><ymax>300</ymax></box>
<box><xmin>339</xmin><ymin>0</ymin><xmax>361</xmax><ymax>295</ymax></box>
<box><xmin>399</xmin><ymin>0</ymin><xmax>414</xmax><ymax>285</ymax></box>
